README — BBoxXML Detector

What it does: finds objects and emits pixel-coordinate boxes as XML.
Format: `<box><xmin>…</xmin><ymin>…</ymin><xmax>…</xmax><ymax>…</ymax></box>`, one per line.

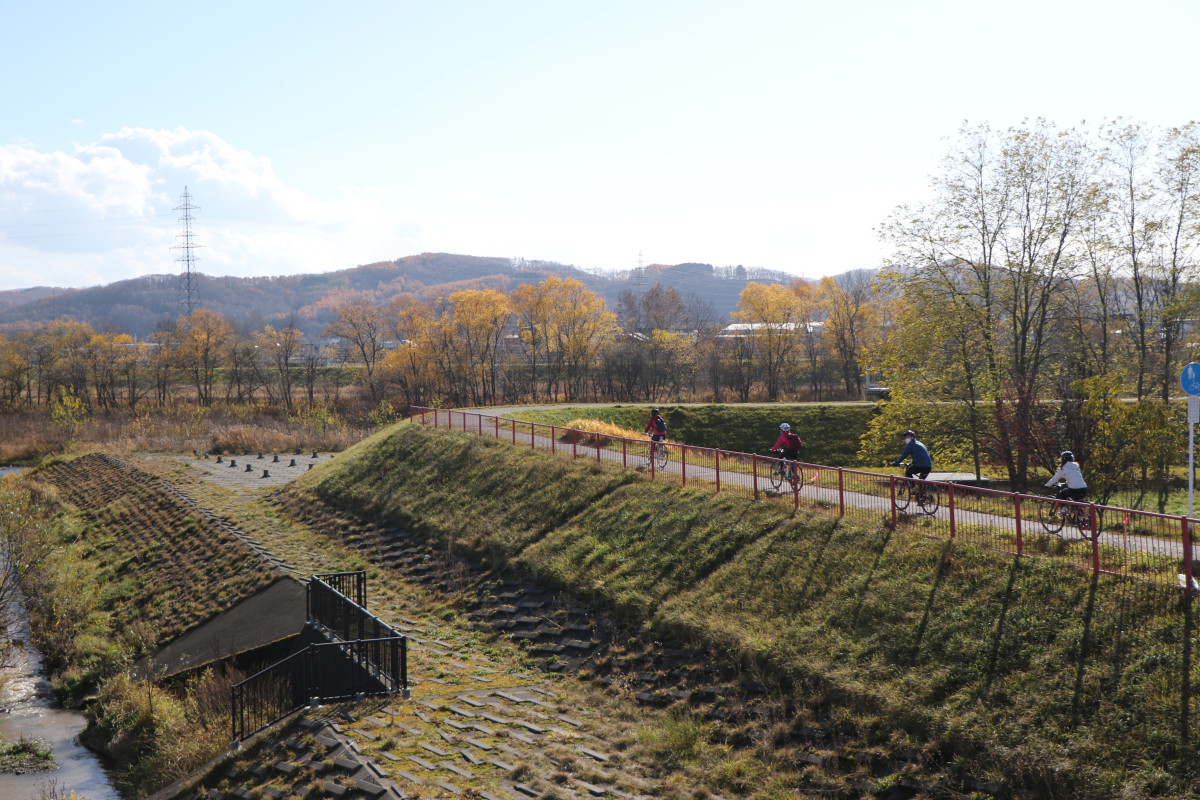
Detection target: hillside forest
<box><xmin>2</xmin><ymin>119</ymin><xmax>1200</xmax><ymax>500</ymax></box>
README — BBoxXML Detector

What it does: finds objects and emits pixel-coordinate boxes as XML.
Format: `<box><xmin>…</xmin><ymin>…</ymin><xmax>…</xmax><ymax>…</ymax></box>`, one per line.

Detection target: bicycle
<box><xmin>768</xmin><ymin>450</ymin><xmax>804</xmax><ymax>492</ymax></box>
<box><xmin>894</xmin><ymin>465</ymin><xmax>940</xmax><ymax>516</ymax></box>
<box><xmin>1038</xmin><ymin>483</ymin><xmax>1096</xmax><ymax>540</ymax></box>
<box><xmin>646</xmin><ymin>437</ymin><xmax>669</xmax><ymax>470</ymax></box>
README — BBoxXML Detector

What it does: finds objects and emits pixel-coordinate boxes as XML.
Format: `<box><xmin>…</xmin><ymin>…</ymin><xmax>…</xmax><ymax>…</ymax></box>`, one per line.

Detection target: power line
<box><xmin>0</xmin><ymin>212</ymin><xmax>176</xmax><ymax>229</ymax></box>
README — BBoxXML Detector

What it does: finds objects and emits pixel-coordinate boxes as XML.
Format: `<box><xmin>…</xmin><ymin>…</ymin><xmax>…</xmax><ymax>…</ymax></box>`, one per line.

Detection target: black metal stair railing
<box><xmin>230</xmin><ymin>571</ymin><xmax>408</xmax><ymax>741</ymax></box>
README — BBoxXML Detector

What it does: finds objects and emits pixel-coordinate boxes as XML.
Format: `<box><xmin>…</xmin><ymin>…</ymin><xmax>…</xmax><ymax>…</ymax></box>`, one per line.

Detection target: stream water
<box><xmin>0</xmin><ymin>607</ymin><xmax>122</xmax><ymax>799</ymax></box>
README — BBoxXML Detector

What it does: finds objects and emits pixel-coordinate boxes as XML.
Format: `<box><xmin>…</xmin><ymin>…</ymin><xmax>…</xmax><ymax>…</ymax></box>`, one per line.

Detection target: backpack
<box><xmin>784</xmin><ymin>431</ymin><xmax>802</xmax><ymax>449</ymax></box>
<box><xmin>654</xmin><ymin>416</ymin><xmax>667</xmax><ymax>433</ymax></box>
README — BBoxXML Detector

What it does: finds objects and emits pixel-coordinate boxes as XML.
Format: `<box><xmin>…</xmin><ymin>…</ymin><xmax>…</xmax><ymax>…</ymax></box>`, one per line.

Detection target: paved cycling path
<box><xmin>431</xmin><ymin>408</ymin><xmax>1196</xmax><ymax>571</ymax></box>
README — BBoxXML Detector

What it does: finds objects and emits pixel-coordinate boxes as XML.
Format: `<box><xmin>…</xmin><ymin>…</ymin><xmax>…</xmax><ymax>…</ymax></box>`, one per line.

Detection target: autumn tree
<box><xmin>733</xmin><ymin>282</ymin><xmax>801</xmax><ymax>401</ymax></box>
<box><xmin>512</xmin><ymin>277</ymin><xmax>614</xmax><ymax>401</ymax></box>
<box><xmin>175</xmin><ymin>309</ymin><xmax>232</xmax><ymax>406</ymax></box>
<box><xmin>86</xmin><ymin>332</ymin><xmax>138</xmax><ymax>413</ymax></box>
<box><xmin>547</xmin><ymin>278</ymin><xmax>616</xmax><ymax>401</ymax></box>
<box><xmin>384</xmin><ymin>296</ymin><xmax>439</xmax><ymax>409</ymax></box>
<box><xmin>435</xmin><ymin>289</ymin><xmax>512</xmax><ymax>406</ymax></box>
<box><xmin>819</xmin><ymin>271</ymin><xmax>879</xmax><ymax>398</ymax></box>
<box><xmin>0</xmin><ymin>335</ymin><xmax>29</xmax><ymax>408</ymax></box>
<box><xmin>255</xmin><ymin>321</ymin><xmax>305</xmax><ymax>411</ymax></box>
<box><xmin>324</xmin><ymin>300</ymin><xmax>387</xmax><ymax>404</ymax></box>
<box><xmin>510</xmin><ymin>282</ymin><xmax>555</xmax><ymax>401</ymax></box>
<box><xmin>878</xmin><ymin>119</ymin><xmax>1095</xmax><ymax>488</ymax></box>
<box><xmin>38</xmin><ymin>321</ymin><xmax>95</xmax><ymax>407</ymax></box>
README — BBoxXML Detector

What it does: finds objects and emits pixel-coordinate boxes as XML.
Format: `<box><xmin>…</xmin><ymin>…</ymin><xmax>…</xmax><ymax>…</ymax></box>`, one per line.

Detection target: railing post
<box><xmin>401</xmin><ymin>637</ymin><xmax>409</xmax><ymax>698</ymax></box>
<box><xmin>307</xmin><ymin>644</ymin><xmax>318</xmax><ymax>705</ymax></box>
<box><xmin>1090</xmin><ymin>504</ymin><xmax>1100</xmax><ymax>575</ymax></box>
<box><xmin>432</xmin><ymin>409</ymin><xmax>437</xmax><ymax>429</ymax></box>
<box><xmin>1185</xmin><ymin>517</ymin><xmax>1196</xmax><ymax>593</ymax></box>
<box><xmin>837</xmin><ymin>467</ymin><xmax>844</xmax><ymax>517</ymax></box>
<box><xmin>752</xmin><ymin>455</ymin><xmax>759</xmax><ymax>501</ymax></box>
<box><xmin>512</xmin><ymin>418</ymin><xmax>516</xmax><ymax>445</ymax></box>
<box><xmin>794</xmin><ymin>468</ymin><xmax>799</xmax><ymax>509</ymax></box>
<box><xmin>420</xmin><ymin>407</ymin><xmax>426</xmax><ymax>426</ymax></box>
<box><xmin>551</xmin><ymin>426</ymin><xmax>556</xmax><ymax>455</ymax></box>
<box><xmin>623</xmin><ymin>438</ymin><xmax>627</xmax><ymax>469</ymax></box>
<box><xmin>651</xmin><ymin>442</ymin><xmax>656</xmax><ymax>480</ymax></box>
<box><xmin>231</xmin><ymin>684</ymin><xmax>239</xmax><ymax>742</ymax></box>
<box><xmin>597</xmin><ymin>437</ymin><xmax>602</xmax><ymax>465</ymax></box>
<box><xmin>715</xmin><ymin>450</ymin><xmax>721</xmax><ymax>493</ymax></box>
<box><xmin>1015</xmin><ymin>493</ymin><xmax>1023</xmax><ymax>556</ymax></box>
<box><xmin>681</xmin><ymin>447</ymin><xmax>687</xmax><ymax>487</ymax></box>
<box><xmin>529</xmin><ymin>422</ymin><xmax>535</xmax><ymax>451</ymax></box>
<box><xmin>572</xmin><ymin>429</ymin><xmax>578</xmax><ymax>459</ymax></box>
<box><xmin>890</xmin><ymin>476</ymin><xmax>897</xmax><ymax>529</ymax></box>
<box><xmin>949</xmin><ymin>484</ymin><xmax>956</xmax><ymax>539</ymax></box>
<box><xmin>495</xmin><ymin>416</ymin><xmax>499</xmax><ymax>438</ymax></box>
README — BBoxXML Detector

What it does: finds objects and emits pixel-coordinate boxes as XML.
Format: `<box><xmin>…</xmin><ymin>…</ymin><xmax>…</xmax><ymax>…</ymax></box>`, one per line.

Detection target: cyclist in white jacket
<box><xmin>1046</xmin><ymin>451</ymin><xmax>1087</xmax><ymax>501</ymax></box>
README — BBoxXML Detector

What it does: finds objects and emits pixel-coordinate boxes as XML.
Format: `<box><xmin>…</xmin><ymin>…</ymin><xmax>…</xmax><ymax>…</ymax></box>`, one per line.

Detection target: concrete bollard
<box><xmin>289</xmin><ymin>459</ymin><xmax>297</xmax><ymax>467</ymax></box>
<box><xmin>244</xmin><ymin>464</ymin><xmax>253</xmax><ymax>472</ymax></box>
<box><xmin>308</xmin><ymin>463</ymin><xmax>314</xmax><ymax>470</ymax></box>
<box><xmin>312</xmin><ymin>451</ymin><xmax>318</xmax><ymax>459</ymax></box>
<box><xmin>272</xmin><ymin>454</ymin><xmax>280</xmax><ymax>463</ymax></box>
<box><xmin>257</xmin><ymin>452</ymin><xmax>264</xmax><ymax>460</ymax></box>
<box><xmin>229</xmin><ymin>459</ymin><xmax>237</xmax><ymax>468</ymax></box>
<box><xmin>262</xmin><ymin>469</ymin><xmax>270</xmax><ymax>478</ymax></box>
<box><xmin>216</xmin><ymin>455</ymin><xmax>223</xmax><ymax>464</ymax></box>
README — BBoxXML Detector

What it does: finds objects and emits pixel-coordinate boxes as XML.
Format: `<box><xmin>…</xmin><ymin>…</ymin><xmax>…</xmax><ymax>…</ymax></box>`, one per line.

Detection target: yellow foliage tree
<box><xmin>733</xmin><ymin>282</ymin><xmax>802</xmax><ymax>401</ymax></box>
<box><xmin>176</xmin><ymin>309</ymin><xmax>232</xmax><ymax>406</ymax></box>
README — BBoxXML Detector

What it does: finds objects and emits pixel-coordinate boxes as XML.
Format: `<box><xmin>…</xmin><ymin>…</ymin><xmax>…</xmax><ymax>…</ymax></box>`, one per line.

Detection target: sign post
<box><xmin>1181</xmin><ymin>363</ymin><xmax>1200</xmax><ymax>523</ymax></box>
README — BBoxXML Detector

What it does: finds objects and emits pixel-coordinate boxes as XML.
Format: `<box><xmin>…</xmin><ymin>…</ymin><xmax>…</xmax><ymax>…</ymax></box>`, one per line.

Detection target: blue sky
<box><xmin>1</xmin><ymin>0</ymin><xmax>1197</xmax><ymax>291</ymax></box>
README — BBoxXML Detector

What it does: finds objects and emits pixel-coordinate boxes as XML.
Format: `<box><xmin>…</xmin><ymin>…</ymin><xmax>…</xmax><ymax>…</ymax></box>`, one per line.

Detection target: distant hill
<box><xmin>0</xmin><ymin>252</ymin><xmax>812</xmax><ymax>338</ymax></box>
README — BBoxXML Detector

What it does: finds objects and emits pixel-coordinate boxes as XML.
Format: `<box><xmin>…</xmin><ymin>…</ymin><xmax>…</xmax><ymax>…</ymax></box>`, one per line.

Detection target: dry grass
<box><xmin>0</xmin><ymin>406</ymin><xmax>369</xmax><ymax>462</ymax></box>
<box><xmin>560</xmin><ymin>418</ymin><xmax>644</xmax><ymax>445</ymax></box>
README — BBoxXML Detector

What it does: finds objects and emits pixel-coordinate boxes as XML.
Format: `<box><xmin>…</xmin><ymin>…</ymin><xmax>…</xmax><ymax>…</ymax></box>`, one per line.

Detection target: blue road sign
<box><xmin>1183</xmin><ymin>363</ymin><xmax>1200</xmax><ymax>396</ymax></box>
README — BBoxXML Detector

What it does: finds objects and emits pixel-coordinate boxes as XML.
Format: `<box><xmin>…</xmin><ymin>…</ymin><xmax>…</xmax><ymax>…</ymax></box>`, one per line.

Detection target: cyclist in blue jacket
<box><xmin>893</xmin><ymin>429</ymin><xmax>932</xmax><ymax>480</ymax></box>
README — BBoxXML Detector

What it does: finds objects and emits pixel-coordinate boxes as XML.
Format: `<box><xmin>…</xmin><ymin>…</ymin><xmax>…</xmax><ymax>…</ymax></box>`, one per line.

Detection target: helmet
<box><xmin>1061</xmin><ymin>450</ymin><xmax>1074</xmax><ymax>462</ymax></box>
<box><xmin>903</xmin><ymin>430</ymin><xmax>916</xmax><ymax>438</ymax></box>
<box><xmin>779</xmin><ymin>423</ymin><xmax>790</xmax><ymax>432</ymax></box>
<box><xmin>651</xmin><ymin>408</ymin><xmax>660</xmax><ymax>415</ymax></box>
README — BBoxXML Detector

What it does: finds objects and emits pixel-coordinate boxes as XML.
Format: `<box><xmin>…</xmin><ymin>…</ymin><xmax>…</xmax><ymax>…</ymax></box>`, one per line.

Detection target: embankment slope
<box><xmin>283</xmin><ymin>421</ymin><xmax>1200</xmax><ymax>799</ymax></box>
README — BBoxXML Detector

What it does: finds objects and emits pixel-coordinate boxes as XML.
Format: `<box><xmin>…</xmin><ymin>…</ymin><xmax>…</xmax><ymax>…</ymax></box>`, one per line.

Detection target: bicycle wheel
<box><xmin>918</xmin><ymin>484</ymin><xmax>940</xmax><ymax>516</ymax></box>
<box><xmin>790</xmin><ymin>464</ymin><xmax>805</xmax><ymax>491</ymax></box>
<box><xmin>1073</xmin><ymin>507</ymin><xmax>1097</xmax><ymax>541</ymax></box>
<box><xmin>1039</xmin><ymin>500</ymin><xmax>1065</xmax><ymax>534</ymax></box>
<box><xmin>769</xmin><ymin>461</ymin><xmax>784</xmax><ymax>491</ymax></box>
<box><xmin>655</xmin><ymin>442</ymin><xmax>669</xmax><ymax>470</ymax></box>
<box><xmin>894</xmin><ymin>481</ymin><xmax>913</xmax><ymax>512</ymax></box>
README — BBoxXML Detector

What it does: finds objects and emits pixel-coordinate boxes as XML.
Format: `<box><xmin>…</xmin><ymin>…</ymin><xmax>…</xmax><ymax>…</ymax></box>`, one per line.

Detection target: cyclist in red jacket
<box><xmin>644</xmin><ymin>408</ymin><xmax>667</xmax><ymax>443</ymax></box>
<box><xmin>771</xmin><ymin>423</ymin><xmax>803</xmax><ymax>462</ymax></box>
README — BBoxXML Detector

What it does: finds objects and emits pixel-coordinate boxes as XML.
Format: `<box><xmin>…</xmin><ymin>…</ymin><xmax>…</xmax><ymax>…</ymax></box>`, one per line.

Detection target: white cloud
<box><xmin>0</xmin><ymin>127</ymin><xmax>420</xmax><ymax>290</ymax></box>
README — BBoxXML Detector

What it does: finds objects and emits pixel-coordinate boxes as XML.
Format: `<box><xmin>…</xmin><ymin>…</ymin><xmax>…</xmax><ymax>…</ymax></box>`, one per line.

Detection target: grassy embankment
<box><xmin>17</xmin><ymin>455</ymin><xmax>284</xmax><ymax>794</ymax></box>
<box><xmin>299</xmin><ymin>420</ymin><xmax>1200</xmax><ymax>799</ymax></box>
<box><xmin>501</xmin><ymin>403</ymin><xmax>876</xmax><ymax>467</ymax></box>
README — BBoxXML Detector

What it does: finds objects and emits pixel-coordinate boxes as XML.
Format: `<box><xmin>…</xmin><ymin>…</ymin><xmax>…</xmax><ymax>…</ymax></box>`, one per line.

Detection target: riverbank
<box><xmin>0</xmin><ymin>594</ymin><xmax>120</xmax><ymax>800</ymax></box>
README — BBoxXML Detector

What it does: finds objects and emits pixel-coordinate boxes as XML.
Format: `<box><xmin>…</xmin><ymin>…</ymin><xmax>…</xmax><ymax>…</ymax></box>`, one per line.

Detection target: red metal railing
<box><xmin>412</xmin><ymin>407</ymin><xmax>1198</xmax><ymax>593</ymax></box>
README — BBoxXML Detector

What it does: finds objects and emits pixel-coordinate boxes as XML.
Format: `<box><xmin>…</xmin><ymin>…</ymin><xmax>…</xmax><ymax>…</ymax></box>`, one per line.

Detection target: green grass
<box><xmin>0</xmin><ymin>736</ymin><xmax>55</xmax><ymax>774</ymax></box>
<box><xmin>287</xmin><ymin>421</ymin><xmax>1200</xmax><ymax>799</ymax></box>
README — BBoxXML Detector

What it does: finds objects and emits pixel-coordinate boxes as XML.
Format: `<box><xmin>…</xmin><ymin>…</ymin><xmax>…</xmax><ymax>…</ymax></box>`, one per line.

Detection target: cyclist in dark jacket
<box><xmin>893</xmin><ymin>429</ymin><xmax>932</xmax><ymax>480</ymax></box>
